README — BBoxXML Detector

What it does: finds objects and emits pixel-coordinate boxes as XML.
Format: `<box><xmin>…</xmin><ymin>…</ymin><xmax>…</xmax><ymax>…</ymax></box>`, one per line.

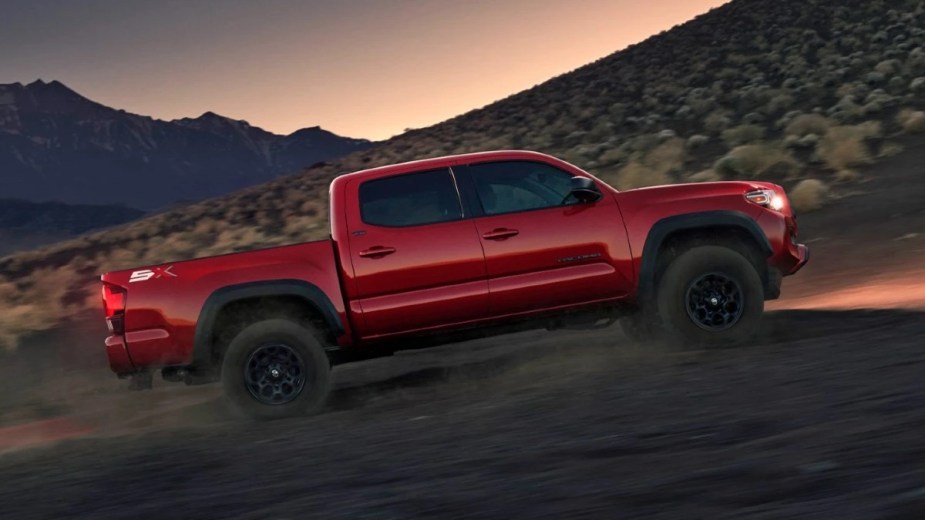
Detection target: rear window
<box><xmin>359</xmin><ymin>169</ymin><xmax>463</xmax><ymax>227</ymax></box>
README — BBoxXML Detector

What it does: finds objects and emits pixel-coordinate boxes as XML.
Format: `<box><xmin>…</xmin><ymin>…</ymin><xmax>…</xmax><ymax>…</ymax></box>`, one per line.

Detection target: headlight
<box><xmin>746</xmin><ymin>189</ymin><xmax>785</xmax><ymax>211</ymax></box>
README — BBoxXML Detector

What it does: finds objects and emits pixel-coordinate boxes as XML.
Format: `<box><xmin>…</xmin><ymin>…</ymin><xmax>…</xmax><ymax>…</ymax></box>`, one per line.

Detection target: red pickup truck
<box><xmin>101</xmin><ymin>150</ymin><xmax>808</xmax><ymax>418</ymax></box>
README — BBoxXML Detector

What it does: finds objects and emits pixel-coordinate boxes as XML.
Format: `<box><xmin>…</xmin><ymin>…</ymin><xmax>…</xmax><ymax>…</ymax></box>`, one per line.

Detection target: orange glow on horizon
<box><xmin>3</xmin><ymin>1</ymin><xmax>729</xmax><ymax>140</ymax></box>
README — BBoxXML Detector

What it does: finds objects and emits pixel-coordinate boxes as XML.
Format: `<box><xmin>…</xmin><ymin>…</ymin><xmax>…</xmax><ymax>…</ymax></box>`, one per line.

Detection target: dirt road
<box><xmin>1</xmin><ymin>309</ymin><xmax>924</xmax><ymax>519</ymax></box>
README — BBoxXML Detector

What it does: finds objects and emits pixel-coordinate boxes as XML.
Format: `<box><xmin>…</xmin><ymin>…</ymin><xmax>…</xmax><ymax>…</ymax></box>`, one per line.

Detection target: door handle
<box><xmin>482</xmin><ymin>228</ymin><xmax>519</xmax><ymax>240</ymax></box>
<box><xmin>358</xmin><ymin>246</ymin><xmax>396</xmax><ymax>258</ymax></box>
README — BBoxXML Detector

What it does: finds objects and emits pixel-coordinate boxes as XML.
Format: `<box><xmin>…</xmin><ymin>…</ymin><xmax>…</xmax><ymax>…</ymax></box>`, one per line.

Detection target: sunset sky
<box><xmin>1</xmin><ymin>0</ymin><xmax>728</xmax><ymax>140</ymax></box>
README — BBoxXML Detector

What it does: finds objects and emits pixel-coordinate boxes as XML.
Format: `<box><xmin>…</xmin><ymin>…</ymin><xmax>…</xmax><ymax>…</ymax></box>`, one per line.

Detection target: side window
<box><xmin>467</xmin><ymin>161</ymin><xmax>577</xmax><ymax>216</ymax></box>
<box><xmin>359</xmin><ymin>169</ymin><xmax>462</xmax><ymax>227</ymax></box>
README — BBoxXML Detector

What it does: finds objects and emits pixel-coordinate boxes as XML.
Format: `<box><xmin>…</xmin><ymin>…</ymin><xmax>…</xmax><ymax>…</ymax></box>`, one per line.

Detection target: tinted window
<box><xmin>360</xmin><ymin>169</ymin><xmax>462</xmax><ymax>227</ymax></box>
<box><xmin>467</xmin><ymin>161</ymin><xmax>577</xmax><ymax>215</ymax></box>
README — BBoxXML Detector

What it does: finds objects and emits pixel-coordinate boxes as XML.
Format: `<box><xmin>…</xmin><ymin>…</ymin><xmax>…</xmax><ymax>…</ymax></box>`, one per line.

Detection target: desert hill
<box><xmin>1</xmin><ymin>0</ymin><xmax>925</xmax><ymax>348</ymax></box>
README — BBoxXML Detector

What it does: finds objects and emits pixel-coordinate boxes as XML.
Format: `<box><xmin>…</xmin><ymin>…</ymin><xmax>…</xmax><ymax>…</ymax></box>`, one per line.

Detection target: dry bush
<box><xmin>0</xmin><ymin>266</ymin><xmax>82</xmax><ymax>350</ymax></box>
<box><xmin>611</xmin><ymin>161</ymin><xmax>672</xmax><ymax>190</ymax></box>
<box><xmin>721</xmin><ymin>124</ymin><xmax>766</xmax><ymax>148</ymax></box>
<box><xmin>833</xmin><ymin>169</ymin><xmax>860</xmax><ymax>183</ymax></box>
<box><xmin>897</xmin><ymin>109</ymin><xmax>925</xmax><ymax>133</ymax></box>
<box><xmin>816</xmin><ymin>123</ymin><xmax>880</xmax><ymax>171</ymax></box>
<box><xmin>878</xmin><ymin>141</ymin><xmax>905</xmax><ymax>158</ymax></box>
<box><xmin>714</xmin><ymin>144</ymin><xmax>798</xmax><ymax>178</ymax></box>
<box><xmin>645</xmin><ymin>138</ymin><xmax>686</xmax><ymax>173</ymax></box>
<box><xmin>703</xmin><ymin>111</ymin><xmax>732</xmax><ymax>135</ymax></box>
<box><xmin>688</xmin><ymin>169</ymin><xmax>721</xmax><ymax>182</ymax></box>
<box><xmin>597</xmin><ymin>147</ymin><xmax>627</xmax><ymax>166</ymax></box>
<box><xmin>784</xmin><ymin>114</ymin><xmax>832</xmax><ymax>137</ymax></box>
<box><xmin>606</xmin><ymin>137</ymin><xmax>686</xmax><ymax>190</ymax></box>
<box><xmin>789</xmin><ymin>179</ymin><xmax>829</xmax><ymax>213</ymax></box>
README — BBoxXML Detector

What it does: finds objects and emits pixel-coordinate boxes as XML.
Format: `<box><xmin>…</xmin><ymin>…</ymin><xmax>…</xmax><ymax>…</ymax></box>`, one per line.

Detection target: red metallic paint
<box><xmin>102</xmin><ymin>240</ymin><xmax>348</xmax><ymax>371</ymax></box>
<box><xmin>102</xmin><ymin>150</ymin><xmax>807</xmax><ymax>376</ymax></box>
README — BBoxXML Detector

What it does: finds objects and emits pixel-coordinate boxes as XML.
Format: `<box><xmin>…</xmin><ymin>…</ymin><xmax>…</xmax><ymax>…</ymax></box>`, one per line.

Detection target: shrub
<box><xmin>597</xmin><ymin>147</ymin><xmax>627</xmax><ymax>166</ymax></box>
<box><xmin>897</xmin><ymin>109</ymin><xmax>925</xmax><ymax>133</ymax></box>
<box><xmin>784</xmin><ymin>114</ymin><xmax>833</xmax><ymax>137</ymax></box>
<box><xmin>644</xmin><ymin>138</ymin><xmax>686</xmax><ymax>174</ymax></box>
<box><xmin>816</xmin><ymin>123</ymin><xmax>880</xmax><ymax>170</ymax></box>
<box><xmin>714</xmin><ymin>144</ymin><xmax>798</xmax><ymax>178</ymax></box>
<box><xmin>688</xmin><ymin>169</ymin><xmax>721</xmax><ymax>182</ymax></box>
<box><xmin>703</xmin><ymin>111</ymin><xmax>732</xmax><ymax>135</ymax></box>
<box><xmin>611</xmin><ymin>161</ymin><xmax>672</xmax><ymax>190</ymax></box>
<box><xmin>878</xmin><ymin>141</ymin><xmax>905</xmax><ymax>158</ymax></box>
<box><xmin>721</xmin><ymin>124</ymin><xmax>766</xmax><ymax>147</ymax></box>
<box><xmin>789</xmin><ymin>179</ymin><xmax>828</xmax><ymax>213</ymax></box>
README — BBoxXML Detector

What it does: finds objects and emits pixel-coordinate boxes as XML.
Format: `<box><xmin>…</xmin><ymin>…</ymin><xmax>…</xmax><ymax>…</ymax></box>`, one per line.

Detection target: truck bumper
<box><xmin>105</xmin><ymin>335</ymin><xmax>136</xmax><ymax>376</ymax></box>
<box><xmin>764</xmin><ymin>243</ymin><xmax>809</xmax><ymax>300</ymax></box>
<box><xmin>789</xmin><ymin>243</ymin><xmax>810</xmax><ymax>274</ymax></box>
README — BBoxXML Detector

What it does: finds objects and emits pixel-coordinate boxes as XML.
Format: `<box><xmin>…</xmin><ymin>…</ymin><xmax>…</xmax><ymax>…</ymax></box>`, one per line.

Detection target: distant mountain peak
<box><xmin>24</xmin><ymin>79</ymin><xmax>81</xmax><ymax>97</ymax></box>
<box><xmin>0</xmin><ymin>80</ymin><xmax>375</xmax><ymax>209</ymax></box>
<box><xmin>195</xmin><ymin>110</ymin><xmax>234</xmax><ymax>122</ymax></box>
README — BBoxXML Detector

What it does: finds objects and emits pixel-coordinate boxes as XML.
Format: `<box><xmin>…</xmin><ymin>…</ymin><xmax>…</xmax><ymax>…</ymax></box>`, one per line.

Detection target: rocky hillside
<box><xmin>2</xmin><ymin>0</ymin><xmax>925</xmax><ymax>349</ymax></box>
<box><xmin>0</xmin><ymin>199</ymin><xmax>145</xmax><ymax>256</ymax></box>
<box><xmin>0</xmin><ymin>80</ymin><xmax>372</xmax><ymax>209</ymax></box>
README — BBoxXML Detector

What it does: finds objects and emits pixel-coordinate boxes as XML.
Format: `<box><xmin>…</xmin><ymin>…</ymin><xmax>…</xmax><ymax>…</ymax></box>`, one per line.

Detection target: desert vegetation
<box><xmin>2</xmin><ymin>0</ymin><xmax>925</xmax><ymax>349</ymax></box>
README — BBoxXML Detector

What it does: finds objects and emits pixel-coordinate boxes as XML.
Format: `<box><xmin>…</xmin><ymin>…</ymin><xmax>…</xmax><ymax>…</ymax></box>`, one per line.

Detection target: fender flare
<box><xmin>636</xmin><ymin>210</ymin><xmax>773</xmax><ymax>303</ymax></box>
<box><xmin>191</xmin><ymin>279</ymin><xmax>344</xmax><ymax>368</ymax></box>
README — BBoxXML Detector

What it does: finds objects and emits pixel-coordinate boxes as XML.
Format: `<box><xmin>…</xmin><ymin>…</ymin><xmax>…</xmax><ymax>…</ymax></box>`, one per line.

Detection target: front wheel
<box><xmin>656</xmin><ymin>245</ymin><xmax>763</xmax><ymax>347</ymax></box>
<box><xmin>221</xmin><ymin>319</ymin><xmax>331</xmax><ymax>420</ymax></box>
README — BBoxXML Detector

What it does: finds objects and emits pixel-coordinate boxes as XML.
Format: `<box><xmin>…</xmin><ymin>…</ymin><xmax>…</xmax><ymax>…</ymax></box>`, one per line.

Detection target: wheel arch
<box><xmin>637</xmin><ymin>210</ymin><xmax>773</xmax><ymax>304</ymax></box>
<box><xmin>192</xmin><ymin>280</ymin><xmax>344</xmax><ymax>371</ymax></box>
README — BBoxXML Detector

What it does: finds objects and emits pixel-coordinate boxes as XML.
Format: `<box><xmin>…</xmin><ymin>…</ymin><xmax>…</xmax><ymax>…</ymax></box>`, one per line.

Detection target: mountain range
<box><xmin>0</xmin><ymin>80</ymin><xmax>373</xmax><ymax>209</ymax></box>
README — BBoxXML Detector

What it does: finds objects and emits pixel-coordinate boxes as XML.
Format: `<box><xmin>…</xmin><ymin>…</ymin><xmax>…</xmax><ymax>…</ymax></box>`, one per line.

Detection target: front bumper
<box><xmin>790</xmin><ymin>243</ymin><xmax>810</xmax><ymax>274</ymax></box>
<box><xmin>764</xmin><ymin>243</ymin><xmax>809</xmax><ymax>300</ymax></box>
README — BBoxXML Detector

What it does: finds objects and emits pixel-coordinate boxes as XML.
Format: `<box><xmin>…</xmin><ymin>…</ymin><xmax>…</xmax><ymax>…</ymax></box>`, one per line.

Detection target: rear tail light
<box><xmin>102</xmin><ymin>282</ymin><xmax>126</xmax><ymax>334</ymax></box>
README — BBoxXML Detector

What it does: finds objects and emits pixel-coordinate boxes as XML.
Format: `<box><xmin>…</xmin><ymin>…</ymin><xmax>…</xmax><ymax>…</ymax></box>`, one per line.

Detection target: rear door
<box><xmin>455</xmin><ymin>160</ymin><xmax>632</xmax><ymax>316</ymax></box>
<box><xmin>344</xmin><ymin>168</ymin><xmax>489</xmax><ymax>338</ymax></box>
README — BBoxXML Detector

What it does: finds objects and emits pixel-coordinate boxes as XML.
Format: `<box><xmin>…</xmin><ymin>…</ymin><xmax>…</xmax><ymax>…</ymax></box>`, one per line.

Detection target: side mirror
<box><xmin>570</xmin><ymin>176</ymin><xmax>602</xmax><ymax>203</ymax></box>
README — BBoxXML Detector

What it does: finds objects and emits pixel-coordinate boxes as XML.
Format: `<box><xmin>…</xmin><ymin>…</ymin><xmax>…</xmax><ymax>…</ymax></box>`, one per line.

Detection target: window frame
<box><xmin>454</xmin><ymin>160</ymin><xmax>584</xmax><ymax>218</ymax></box>
<box><xmin>358</xmin><ymin>167</ymin><xmax>466</xmax><ymax>229</ymax></box>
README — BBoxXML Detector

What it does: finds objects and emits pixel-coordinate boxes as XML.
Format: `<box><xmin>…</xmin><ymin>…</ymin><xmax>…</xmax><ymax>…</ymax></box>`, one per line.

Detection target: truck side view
<box><xmin>101</xmin><ymin>150</ymin><xmax>809</xmax><ymax>418</ymax></box>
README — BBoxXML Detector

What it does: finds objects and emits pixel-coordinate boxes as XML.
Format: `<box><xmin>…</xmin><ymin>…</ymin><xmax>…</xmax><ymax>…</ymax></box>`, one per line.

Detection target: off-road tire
<box><xmin>656</xmin><ymin>245</ymin><xmax>763</xmax><ymax>347</ymax></box>
<box><xmin>222</xmin><ymin>319</ymin><xmax>331</xmax><ymax>420</ymax></box>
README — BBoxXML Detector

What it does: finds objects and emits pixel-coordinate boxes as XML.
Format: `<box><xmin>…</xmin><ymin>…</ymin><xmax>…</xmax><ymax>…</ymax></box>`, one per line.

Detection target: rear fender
<box><xmin>191</xmin><ymin>279</ymin><xmax>344</xmax><ymax>369</ymax></box>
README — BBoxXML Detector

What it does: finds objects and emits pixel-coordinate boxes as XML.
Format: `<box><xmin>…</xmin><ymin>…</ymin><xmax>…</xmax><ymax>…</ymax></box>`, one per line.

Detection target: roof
<box><xmin>333</xmin><ymin>150</ymin><xmax>565</xmax><ymax>185</ymax></box>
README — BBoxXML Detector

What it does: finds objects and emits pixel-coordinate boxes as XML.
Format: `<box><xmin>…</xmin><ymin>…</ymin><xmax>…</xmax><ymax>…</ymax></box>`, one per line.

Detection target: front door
<box><xmin>455</xmin><ymin>160</ymin><xmax>632</xmax><ymax>316</ymax></box>
<box><xmin>344</xmin><ymin>168</ymin><xmax>488</xmax><ymax>338</ymax></box>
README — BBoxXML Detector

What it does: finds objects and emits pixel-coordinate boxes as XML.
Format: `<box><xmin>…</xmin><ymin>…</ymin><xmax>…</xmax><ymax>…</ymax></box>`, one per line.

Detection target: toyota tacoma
<box><xmin>100</xmin><ymin>150</ymin><xmax>809</xmax><ymax>418</ymax></box>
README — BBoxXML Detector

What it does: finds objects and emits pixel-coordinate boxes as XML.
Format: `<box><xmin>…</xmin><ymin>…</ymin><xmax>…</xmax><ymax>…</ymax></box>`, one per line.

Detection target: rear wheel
<box><xmin>656</xmin><ymin>245</ymin><xmax>763</xmax><ymax>346</ymax></box>
<box><xmin>222</xmin><ymin>319</ymin><xmax>331</xmax><ymax>419</ymax></box>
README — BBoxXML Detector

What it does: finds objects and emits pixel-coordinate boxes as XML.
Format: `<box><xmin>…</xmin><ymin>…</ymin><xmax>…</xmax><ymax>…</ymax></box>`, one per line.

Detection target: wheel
<box><xmin>656</xmin><ymin>245</ymin><xmax>763</xmax><ymax>347</ymax></box>
<box><xmin>221</xmin><ymin>319</ymin><xmax>331</xmax><ymax>420</ymax></box>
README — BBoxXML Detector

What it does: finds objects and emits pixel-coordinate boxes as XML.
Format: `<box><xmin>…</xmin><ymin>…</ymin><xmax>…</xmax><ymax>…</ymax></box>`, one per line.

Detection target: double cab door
<box><xmin>343</xmin><ymin>160</ymin><xmax>633</xmax><ymax>340</ymax></box>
